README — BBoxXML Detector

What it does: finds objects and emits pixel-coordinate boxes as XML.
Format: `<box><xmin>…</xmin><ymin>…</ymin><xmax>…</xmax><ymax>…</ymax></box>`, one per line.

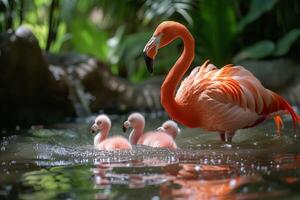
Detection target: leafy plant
<box><xmin>233</xmin><ymin>29</ymin><xmax>300</xmax><ymax>62</ymax></box>
<box><xmin>237</xmin><ymin>0</ymin><xmax>279</xmax><ymax>32</ymax></box>
<box><xmin>193</xmin><ymin>0</ymin><xmax>237</xmax><ymax>66</ymax></box>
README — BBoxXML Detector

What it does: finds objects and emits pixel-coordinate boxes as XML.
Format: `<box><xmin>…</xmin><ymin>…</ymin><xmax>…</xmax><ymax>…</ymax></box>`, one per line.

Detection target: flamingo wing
<box><xmin>97</xmin><ymin>136</ymin><xmax>132</xmax><ymax>151</ymax></box>
<box><xmin>176</xmin><ymin>61</ymin><xmax>299</xmax><ymax>131</ymax></box>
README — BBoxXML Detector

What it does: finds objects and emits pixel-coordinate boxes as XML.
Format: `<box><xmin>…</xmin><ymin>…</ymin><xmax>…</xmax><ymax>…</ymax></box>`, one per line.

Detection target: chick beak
<box><xmin>123</xmin><ymin>124</ymin><xmax>127</xmax><ymax>133</ymax></box>
<box><xmin>156</xmin><ymin>126</ymin><xmax>165</xmax><ymax>132</ymax></box>
<box><xmin>91</xmin><ymin>124</ymin><xmax>98</xmax><ymax>133</ymax></box>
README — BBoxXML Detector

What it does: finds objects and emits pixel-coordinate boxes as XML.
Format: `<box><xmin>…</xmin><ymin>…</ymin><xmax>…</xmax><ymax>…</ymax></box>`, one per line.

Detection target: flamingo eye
<box><xmin>97</xmin><ymin>121</ymin><xmax>102</xmax><ymax>125</ymax></box>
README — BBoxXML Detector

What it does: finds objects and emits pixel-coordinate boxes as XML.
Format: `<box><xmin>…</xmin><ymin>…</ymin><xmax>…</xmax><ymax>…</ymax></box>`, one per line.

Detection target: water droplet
<box><xmin>204</xmin><ymin>158</ymin><xmax>208</xmax><ymax>164</ymax></box>
<box><xmin>195</xmin><ymin>165</ymin><xmax>201</xmax><ymax>171</ymax></box>
<box><xmin>229</xmin><ymin>179</ymin><xmax>237</xmax><ymax>188</ymax></box>
<box><xmin>152</xmin><ymin>196</ymin><xmax>160</xmax><ymax>200</ymax></box>
<box><xmin>223</xmin><ymin>144</ymin><xmax>232</xmax><ymax>148</ymax></box>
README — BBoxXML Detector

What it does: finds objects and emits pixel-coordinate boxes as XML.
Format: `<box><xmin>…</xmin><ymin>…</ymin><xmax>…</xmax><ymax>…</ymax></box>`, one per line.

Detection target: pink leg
<box><xmin>219</xmin><ymin>132</ymin><xmax>225</xmax><ymax>142</ymax></box>
<box><xmin>226</xmin><ymin>131</ymin><xmax>235</xmax><ymax>142</ymax></box>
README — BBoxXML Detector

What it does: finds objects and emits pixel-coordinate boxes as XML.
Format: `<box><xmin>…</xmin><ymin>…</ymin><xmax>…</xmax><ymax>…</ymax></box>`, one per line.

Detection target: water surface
<box><xmin>1</xmin><ymin>114</ymin><xmax>300</xmax><ymax>199</ymax></box>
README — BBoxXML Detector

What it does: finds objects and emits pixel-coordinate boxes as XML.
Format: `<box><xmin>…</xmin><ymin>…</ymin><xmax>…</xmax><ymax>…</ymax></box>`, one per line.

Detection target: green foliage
<box><xmin>142</xmin><ymin>0</ymin><xmax>194</xmax><ymax>25</ymax></box>
<box><xmin>237</xmin><ymin>0</ymin><xmax>279</xmax><ymax>32</ymax></box>
<box><xmin>234</xmin><ymin>29</ymin><xmax>300</xmax><ymax>62</ymax></box>
<box><xmin>21</xmin><ymin>166</ymin><xmax>97</xmax><ymax>200</ymax></box>
<box><xmin>1</xmin><ymin>0</ymin><xmax>300</xmax><ymax>82</ymax></box>
<box><xmin>274</xmin><ymin>29</ymin><xmax>300</xmax><ymax>57</ymax></box>
<box><xmin>70</xmin><ymin>19</ymin><xmax>108</xmax><ymax>61</ymax></box>
<box><xmin>195</xmin><ymin>0</ymin><xmax>237</xmax><ymax>66</ymax></box>
<box><xmin>233</xmin><ymin>41</ymin><xmax>275</xmax><ymax>63</ymax></box>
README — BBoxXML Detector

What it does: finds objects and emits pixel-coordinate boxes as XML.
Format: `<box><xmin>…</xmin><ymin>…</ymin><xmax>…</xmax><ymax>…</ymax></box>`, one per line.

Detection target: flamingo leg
<box><xmin>219</xmin><ymin>132</ymin><xmax>226</xmax><ymax>142</ymax></box>
<box><xmin>225</xmin><ymin>131</ymin><xmax>235</xmax><ymax>142</ymax></box>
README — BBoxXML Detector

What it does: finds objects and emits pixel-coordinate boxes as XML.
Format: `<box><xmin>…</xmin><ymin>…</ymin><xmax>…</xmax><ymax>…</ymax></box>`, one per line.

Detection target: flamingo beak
<box><xmin>156</xmin><ymin>126</ymin><xmax>165</xmax><ymax>132</ymax></box>
<box><xmin>91</xmin><ymin>124</ymin><xmax>99</xmax><ymax>134</ymax></box>
<box><xmin>123</xmin><ymin>121</ymin><xmax>130</xmax><ymax>132</ymax></box>
<box><xmin>143</xmin><ymin>35</ymin><xmax>161</xmax><ymax>74</ymax></box>
<box><xmin>143</xmin><ymin>53</ymin><xmax>153</xmax><ymax>74</ymax></box>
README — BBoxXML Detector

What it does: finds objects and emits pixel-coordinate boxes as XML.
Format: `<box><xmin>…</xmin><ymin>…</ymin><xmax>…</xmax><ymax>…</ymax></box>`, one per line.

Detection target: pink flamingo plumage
<box><xmin>91</xmin><ymin>114</ymin><xmax>132</xmax><ymax>151</ymax></box>
<box><xmin>143</xmin><ymin>21</ymin><xmax>300</xmax><ymax>142</ymax></box>
<box><xmin>123</xmin><ymin>113</ymin><xmax>179</xmax><ymax>149</ymax></box>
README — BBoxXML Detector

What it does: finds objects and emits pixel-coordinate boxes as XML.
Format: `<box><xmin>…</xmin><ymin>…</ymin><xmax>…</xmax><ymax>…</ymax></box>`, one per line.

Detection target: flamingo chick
<box><xmin>143</xmin><ymin>21</ymin><xmax>300</xmax><ymax>142</ymax></box>
<box><xmin>91</xmin><ymin>114</ymin><xmax>132</xmax><ymax>151</ymax></box>
<box><xmin>123</xmin><ymin>113</ymin><xmax>178</xmax><ymax>149</ymax></box>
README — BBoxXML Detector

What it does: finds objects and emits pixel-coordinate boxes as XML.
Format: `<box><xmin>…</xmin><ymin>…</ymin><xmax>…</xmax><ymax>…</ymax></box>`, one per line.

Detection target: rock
<box><xmin>0</xmin><ymin>27</ymin><xmax>73</xmax><ymax>128</ymax></box>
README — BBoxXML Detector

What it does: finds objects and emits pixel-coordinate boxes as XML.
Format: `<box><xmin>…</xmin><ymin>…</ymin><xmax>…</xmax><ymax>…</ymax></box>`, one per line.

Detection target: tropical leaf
<box><xmin>70</xmin><ymin>19</ymin><xmax>109</xmax><ymax>61</ymax></box>
<box><xmin>238</xmin><ymin>0</ymin><xmax>278</xmax><ymax>32</ymax></box>
<box><xmin>274</xmin><ymin>29</ymin><xmax>300</xmax><ymax>56</ymax></box>
<box><xmin>233</xmin><ymin>40</ymin><xmax>275</xmax><ymax>63</ymax></box>
<box><xmin>196</xmin><ymin>0</ymin><xmax>237</xmax><ymax>66</ymax></box>
<box><xmin>142</xmin><ymin>0</ymin><xmax>194</xmax><ymax>25</ymax></box>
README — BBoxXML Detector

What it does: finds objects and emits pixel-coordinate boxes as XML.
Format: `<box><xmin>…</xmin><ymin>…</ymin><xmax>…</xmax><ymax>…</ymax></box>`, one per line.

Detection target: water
<box><xmin>1</xmin><ymin>115</ymin><xmax>300</xmax><ymax>199</ymax></box>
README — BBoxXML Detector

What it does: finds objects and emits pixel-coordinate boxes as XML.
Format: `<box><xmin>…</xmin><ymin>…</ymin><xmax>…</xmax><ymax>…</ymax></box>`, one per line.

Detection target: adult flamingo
<box><xmin>91</xmin><ymin>114</ymin><xmax>132</xmax><ymax>150</ymax></box>
<box><xmin>143</xmin><ymin>21</ymin><xmax>300</xmax><ymax>142</ymax></box>
<box><xmin>123</xmin><ymin>113</ymin><xmax>179</xmax><ymax>149</ymax></box>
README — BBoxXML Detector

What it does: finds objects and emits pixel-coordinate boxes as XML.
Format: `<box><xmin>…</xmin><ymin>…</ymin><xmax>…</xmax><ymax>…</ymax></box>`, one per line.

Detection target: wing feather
<box><xmin>177</xmin><ymin>60</ymin><xmax>300</xmax><ymax>130</ymax></box>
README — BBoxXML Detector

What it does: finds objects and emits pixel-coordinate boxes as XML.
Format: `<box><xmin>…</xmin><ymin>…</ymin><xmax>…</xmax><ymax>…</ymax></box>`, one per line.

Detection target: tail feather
<box><xmin>273</xmin><ymin>115</ymin><xmax>283</xmax><ymax>135</ymax></box>
<box><xmin>274</xmin><ymin>93</ymin><xmax>300</xmax><ymax>131</ymax></box>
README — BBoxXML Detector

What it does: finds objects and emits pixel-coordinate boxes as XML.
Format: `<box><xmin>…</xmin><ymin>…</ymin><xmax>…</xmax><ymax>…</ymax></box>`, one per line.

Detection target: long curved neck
<box><xmin>161</xmin><ymin>27</ymin><xmax>195</xmax><ymax>120</ymax></box>
<box><xmin>94</xmin><ymin>127</ymin><xmax>109</xmax><ymax>146</ymax></box>
<box><xmin>129</xmin><ymin>124</ymin><xmax>144</xmax><ymax>145</ymax></box>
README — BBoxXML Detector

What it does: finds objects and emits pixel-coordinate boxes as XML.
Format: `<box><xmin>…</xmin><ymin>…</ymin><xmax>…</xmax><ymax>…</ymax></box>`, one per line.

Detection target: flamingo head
<box><xmin>123</xmin><ymin>112</ymin><xmax>145</xmax><ymax>132</ymax></box>
<box><xmin>143</xmin><ymin>21</ymin><xmax>185</xmax><ymax>73</ymax></box>
<box><xmin>91</xmin><ymin>114</ymin><xmax>111</xmax><ymax>134</ymax></box>
<box><xmin>157</xmin><ymin>120</ymin><xmax>180</xmax><ymax>139</ymax></box>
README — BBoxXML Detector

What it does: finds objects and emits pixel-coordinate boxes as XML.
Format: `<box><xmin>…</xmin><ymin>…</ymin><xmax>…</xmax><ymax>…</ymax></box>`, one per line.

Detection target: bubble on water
<box><xmin>223</xmin><ymin>144</ymin><xmax>232</xmax><ymax>148</ymax></box>
<box><xmin>204</xmin><ymin>158</ymin><xmax>208</xmax><ymax>164</ymax></box>
<box><xmin>229</xmin><ymin>179</ymin><xmax>237</xmax><ymax>188</ymax></box>
<box><xmin>276</xmin><ymin>164</ymin><xmax>280</xmax><ymax>169</ymax></box>
<box><xmin>253</xmin><ymin>142</ymin><xmax>258</xmax><ymax>146</ymax></box>
<box><xmin>152</xmin><ymin>196</ymin><xmax>160</xmax><ymax>200</ymax></box>
<box><xmin>195</xmin><ymin>165</ymin><xmax>201</xmax><ymax>171</ymax></box>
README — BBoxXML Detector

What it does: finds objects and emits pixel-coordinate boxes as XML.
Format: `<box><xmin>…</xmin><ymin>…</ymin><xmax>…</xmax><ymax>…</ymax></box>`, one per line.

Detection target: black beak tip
<box><xmin>122</xmin><ymin>125</ymin><xmax>127</xmax><ymax>133</ymax></box>
<box><xmin>143</xmin><ymin>52</ymin><xmax>153</xmax><ymax>74</ymax></box>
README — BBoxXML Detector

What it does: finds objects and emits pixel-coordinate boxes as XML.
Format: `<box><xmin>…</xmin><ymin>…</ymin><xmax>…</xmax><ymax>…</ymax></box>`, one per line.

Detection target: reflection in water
<box><xmin>1</xmin><ymin>120</ymin><xmax>300</xmax><ymax>199</ymax></box>
<box><xmin>161</xmin><ymin>164</ymin><xmax>259</xmax><ymax>200</ymax></box>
